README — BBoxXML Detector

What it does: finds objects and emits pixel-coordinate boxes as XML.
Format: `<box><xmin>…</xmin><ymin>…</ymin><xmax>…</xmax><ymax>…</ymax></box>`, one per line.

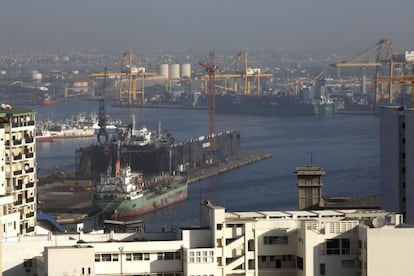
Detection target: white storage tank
<box><xmin>169</xmin><ymin>64</ymin><xmax>180</xmax><ymax>80</ymax></box>
<box><xmin>159</xmin><ymin>63</ymin><xmax>169</xmax><ymax>80</ymax></box>
<box><xmin>180</xmin><ymin>63</ymin><xmax>191</xmax><ymax>79</ymax></box>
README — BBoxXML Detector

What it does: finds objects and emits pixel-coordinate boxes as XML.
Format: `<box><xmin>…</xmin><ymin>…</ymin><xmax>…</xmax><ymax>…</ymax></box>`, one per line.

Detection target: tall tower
<box><xmin>295</xmin><ymin>163</ymin><xmax>325</xmax><ymax>210</ymax></box>
<box><xmin>0</xmin><ymin>105</ymin><xmax>37</xmax><ymax>235</ymax></box>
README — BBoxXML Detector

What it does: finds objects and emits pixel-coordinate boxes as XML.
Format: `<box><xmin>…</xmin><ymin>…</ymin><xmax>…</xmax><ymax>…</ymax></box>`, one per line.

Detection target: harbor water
<box><xmin>32</xmin><ymin>100</ymin><xmax>379</xmax><ymax>231</ymax></box>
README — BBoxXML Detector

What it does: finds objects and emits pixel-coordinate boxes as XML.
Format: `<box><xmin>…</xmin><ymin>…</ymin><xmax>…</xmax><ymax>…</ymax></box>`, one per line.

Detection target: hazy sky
<box><xmin>1</xmin><ymin>0</ymin><xmax>414</xmax><ymax>52</ymax></box>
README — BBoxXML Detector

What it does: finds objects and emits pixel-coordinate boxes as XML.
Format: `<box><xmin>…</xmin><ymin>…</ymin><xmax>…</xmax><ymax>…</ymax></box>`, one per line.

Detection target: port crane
<box><xmin>331</xmin><ymin>39</ymin><xmax>406</xmax><ymax>104</ymax></box>
<box><xmin>376</xmin><ymin>75</ymin><xmax>414</xmax><ymax>108</ymax></box>
<box><xmin>199</xmin><ymin>52</ymin><xmax>217</xmax><ymax>151</ymax></box>
<box><xmin>88</xmin><ymin>51</ymin><xmax>160</xmax><ymax>105</ymax></box>
<box><xmin>200</xmin><ymin>51</ymin><xmax>272</xmax><ymax>96</ymax></box>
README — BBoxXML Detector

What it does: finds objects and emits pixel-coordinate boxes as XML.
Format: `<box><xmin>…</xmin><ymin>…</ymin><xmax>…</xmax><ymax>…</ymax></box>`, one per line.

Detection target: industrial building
<box><xmin>2</xmin><ymin>201</ymin><xmax>412</xmax><ymax>276</ymax></box>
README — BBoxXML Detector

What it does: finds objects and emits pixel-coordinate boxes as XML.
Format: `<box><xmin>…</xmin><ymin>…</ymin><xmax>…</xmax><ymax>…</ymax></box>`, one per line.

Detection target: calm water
<box><xmin>30</xmin><ymin>100</ymin><xmax>379</xmax><ymax>231</ymax></box>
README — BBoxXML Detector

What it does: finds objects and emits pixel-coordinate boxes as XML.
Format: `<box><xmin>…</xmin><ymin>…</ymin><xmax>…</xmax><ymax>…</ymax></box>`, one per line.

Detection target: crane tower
<box><xmin>199</xmin><ymin>52</ymin><xmax>217</xmax><ymax>151</ymax></box>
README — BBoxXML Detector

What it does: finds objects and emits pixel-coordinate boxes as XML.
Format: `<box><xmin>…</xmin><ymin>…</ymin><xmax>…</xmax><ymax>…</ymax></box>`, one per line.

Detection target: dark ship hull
<box><xmin>215</xmin><ymin>94</ymin><xmax>336</xmax><ymax>116</ymax></box>
<box><xmin>75</xmin><ymin>130</ymin><xmax>241</xmax><ymax>178</ymax></box>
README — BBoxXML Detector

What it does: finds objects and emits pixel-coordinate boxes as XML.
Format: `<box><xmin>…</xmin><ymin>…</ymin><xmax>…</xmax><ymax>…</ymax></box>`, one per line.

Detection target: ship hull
<box><xmin>215</xmin><ymin>94</ymin><xmax>337</xmax><ymax>116</ymax></box>
<box><xmin>94</xmin><ymin>182</ymin><xmax>188</xmax><ymax>218</ymax></box>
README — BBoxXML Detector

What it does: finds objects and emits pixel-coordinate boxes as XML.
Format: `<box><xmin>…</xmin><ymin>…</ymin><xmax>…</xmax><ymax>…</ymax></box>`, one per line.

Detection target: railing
<box><xmin>25</xmin><ymin>152</ymin><xmax>34</xmax><ymax>159</ymax></box>
<box><xmin>25</xmin><ymin>137</ymin><xmax>34</xmax><ymax>144</ymax></box>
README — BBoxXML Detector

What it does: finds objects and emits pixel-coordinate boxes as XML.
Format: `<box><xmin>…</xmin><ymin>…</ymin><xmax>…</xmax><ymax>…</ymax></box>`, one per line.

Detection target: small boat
<box><xmin>41</xmin><ymin>94</ymin><xmax>58</xmax><ymax>105</ymax></box>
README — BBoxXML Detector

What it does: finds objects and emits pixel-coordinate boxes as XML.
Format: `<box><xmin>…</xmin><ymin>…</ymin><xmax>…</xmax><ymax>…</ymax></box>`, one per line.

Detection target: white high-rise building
<box><xmin>0</xmin><ymin>105</ymin><xmax>37</xmax><ymax>236</ymax></box>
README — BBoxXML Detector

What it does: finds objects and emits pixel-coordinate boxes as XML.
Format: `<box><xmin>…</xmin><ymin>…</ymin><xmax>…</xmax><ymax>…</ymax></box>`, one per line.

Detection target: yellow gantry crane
<box><xmin>88</xmin><ymin>51</ymin><xmax>159</xmax><ymax>105</ymax></box>
<box><xmin>376</xmin><ymin>75</ymin><xmax>414</xmax><ymax>107</ymax></box>
<box><xmin>331</xmin><ymin>39</ymin><xmax>405</xmax><ymax>104</ymax></box>
<box><xmin>200</xmin><ymin>51</ymin><xmax>272</xmax><ymax>96</ymax></box>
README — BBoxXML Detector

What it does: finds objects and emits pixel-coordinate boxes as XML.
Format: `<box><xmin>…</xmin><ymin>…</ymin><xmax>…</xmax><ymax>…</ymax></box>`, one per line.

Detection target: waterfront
<box><xmin>32</xmin><ymin>100</ymin><xmax>379</xmax><ymax>231</ymax></box>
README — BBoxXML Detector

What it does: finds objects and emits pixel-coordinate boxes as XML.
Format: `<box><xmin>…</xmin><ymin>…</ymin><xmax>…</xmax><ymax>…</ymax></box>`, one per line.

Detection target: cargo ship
<box><xmin>215</xmin><ymin>94</ymin><xmax>337</xmax><ymax>116</ymax></box>
<box><xmin>93</xmin><ymin>160</ymin><xmax>188</xmax><ymax>218</ymax></box>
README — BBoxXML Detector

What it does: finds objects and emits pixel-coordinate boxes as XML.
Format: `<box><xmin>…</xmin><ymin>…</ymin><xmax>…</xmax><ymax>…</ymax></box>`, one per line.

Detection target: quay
<box><xmin>187</xmin><ymin>151</ymin><xmax>273</xmax><ymax>183</ymax></box>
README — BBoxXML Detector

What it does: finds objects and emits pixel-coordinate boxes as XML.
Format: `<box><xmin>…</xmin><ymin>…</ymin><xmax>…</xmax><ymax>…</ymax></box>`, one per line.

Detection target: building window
<box><xmin>297</xmin><ymin>257</ymin><xmax>303</xmax><ymax>270</ymax></box>
<box><xmin>165</xmin><ymin>252</ymin><xmax>175</xmax><ymax>260</ymax></box>
<box><xmin>216</xmin><ymin>224</ymin><xmax>222</xmax><ymax>230</ymax></box>
<box><xmin>320</xmin><ymin>263</ymin><xmax>325</xmax><ymax>275</ymax></box>
<box><xmin>125</xmin><ymin>253</ymin><xmax>132</xmax><ymax>261</ymax></box>
<box><xmin>94</xmin><ymin>254</ymin><xmax>100</xmax><ymax>262</ymax></box>
<box><xmin>112</xmin><ymin>254</ymin><xmax>119</xmax><ymax>261</ymax></box>
<box><xmin>276</xmin><ymin>259</ymin><xmax>281</xmax><ymax>268</ymax></box>
<box><xmin>157</xmin><ymin>253</ymin><xmax>164</xmax><ymax>260</ymax></box>
<box><xmin>144</xmin><ymin>253</ymin><xmax>150</xmax><ymax>260</ymax></box>
<box><xmin>326</xmin><ymin>239</ymin><xmax>340</xmax><ymax>255</ymax></box>
<box><xmin>341</xmin><ymin>238</ymin><xmax>350</xmax><ymax>255</ymax></box>
<box><xmin>133</xmin><ymin>253</ymin><xmax>143</xmax><ymax>261</ymax></box>
<box><xmin>264</xmin><ymin>235</ymin><xmax>288</xmax><ymax>244</ymax></box>
<box><xmin>102</xmin><ymin>254</ymin><xmax>111</xmax><ymax>262</ymax></box>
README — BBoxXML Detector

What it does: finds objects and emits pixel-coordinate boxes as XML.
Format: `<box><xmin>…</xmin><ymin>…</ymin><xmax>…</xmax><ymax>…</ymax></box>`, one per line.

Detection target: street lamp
<box><xmin>118</xmin><ymin>246</ymin><xmax>124</xmax><ymax>275</ymax></box>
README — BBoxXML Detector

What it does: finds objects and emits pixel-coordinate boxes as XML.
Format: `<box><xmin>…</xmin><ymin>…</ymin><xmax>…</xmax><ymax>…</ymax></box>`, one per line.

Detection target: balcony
<box><xmin>14</xmin><ymin>184</ymin><xmax>23</xmax><ymax>190</ymax></box>
<box><xmin>26</xmin><ymin>197</ymin><xmax>35</xmax><ymax>203</ymax></box>
<box><xmin>13</xmin><ymin>170</ymin><xmax>23</xmax><ymax>176</ymax></box>
<box><xmin>13</xmin><ymin>154</ymin><xmax>23</xmax><ymax>161</ymax></box>
<box><xmin>24</xmin><ymin>167</ymin><xmax>34</xmax><ymax>174</ymax></box>
<box><xmin>26</xmin><ymin>182</ymin><xmax>35</xmax><ymax>188</ymax></box>
<box><xmin>13</xmin><ymin>139</ymin><xmax>22</xmax><ymax>146</ymax></box>
<box><xmin>25</xmin><ymin>137</ymin><xmax>34</xmax><ymax>144</ymax></box>
<box><xmin>26</xmin><ymin>212</ymin><xmax>35</xmax><ymax>218</ymax></box>
<box><xmin>14</xmin><ymin>199</ymin><xmax>23</xmax><ymax>206</ymax></box>
<box><xmin>25</xmin><ymin>152</ymin><xmax>34</xmax><ymax>159</ymax></box>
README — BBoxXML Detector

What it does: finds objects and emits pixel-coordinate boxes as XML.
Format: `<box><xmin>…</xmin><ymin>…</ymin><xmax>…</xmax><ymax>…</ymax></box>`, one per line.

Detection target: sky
<box><xmin>1</xmin><ymin>0</ymin><xmax>414</xmax><ymax>52</ymax></box>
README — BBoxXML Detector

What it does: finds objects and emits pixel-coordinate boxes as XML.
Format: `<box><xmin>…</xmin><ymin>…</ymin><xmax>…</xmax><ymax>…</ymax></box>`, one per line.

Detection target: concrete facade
<box><xmin>2</xmin><ymin>203</ymin><xmax>412</xmax><ymax>276</ymax></box>
<box><xmin>0</xmin><ymin>107</ymin><xmax>37</xmax><ymax>236</ymax></box>
<box><xmin>379</xmin><ymin>106</ymin><xmax>414</xmax><ymax>224</ymax></box>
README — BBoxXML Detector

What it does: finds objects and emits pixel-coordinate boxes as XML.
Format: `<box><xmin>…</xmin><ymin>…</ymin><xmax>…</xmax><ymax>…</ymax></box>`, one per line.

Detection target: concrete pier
<box><xmin>188</xmin><ymin>152</ymin><xmax>273</xmax><ymax>184</ymax></box>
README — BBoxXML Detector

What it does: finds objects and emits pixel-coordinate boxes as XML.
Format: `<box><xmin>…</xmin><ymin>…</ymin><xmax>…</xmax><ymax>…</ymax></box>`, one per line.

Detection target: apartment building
<box><xmin>379</xmin><ymin>105</ymin><xmax>414</xmax><ymax>224</ymax></box>
<box><xmin>3</xmin><ymin>201</ymin><xmax>412</xmax><ymax>276</ymax></box>
<box><xmin>0</xmin><ymin>105</ymin><xmax>37</xmax><ymax>236</ymax></box>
